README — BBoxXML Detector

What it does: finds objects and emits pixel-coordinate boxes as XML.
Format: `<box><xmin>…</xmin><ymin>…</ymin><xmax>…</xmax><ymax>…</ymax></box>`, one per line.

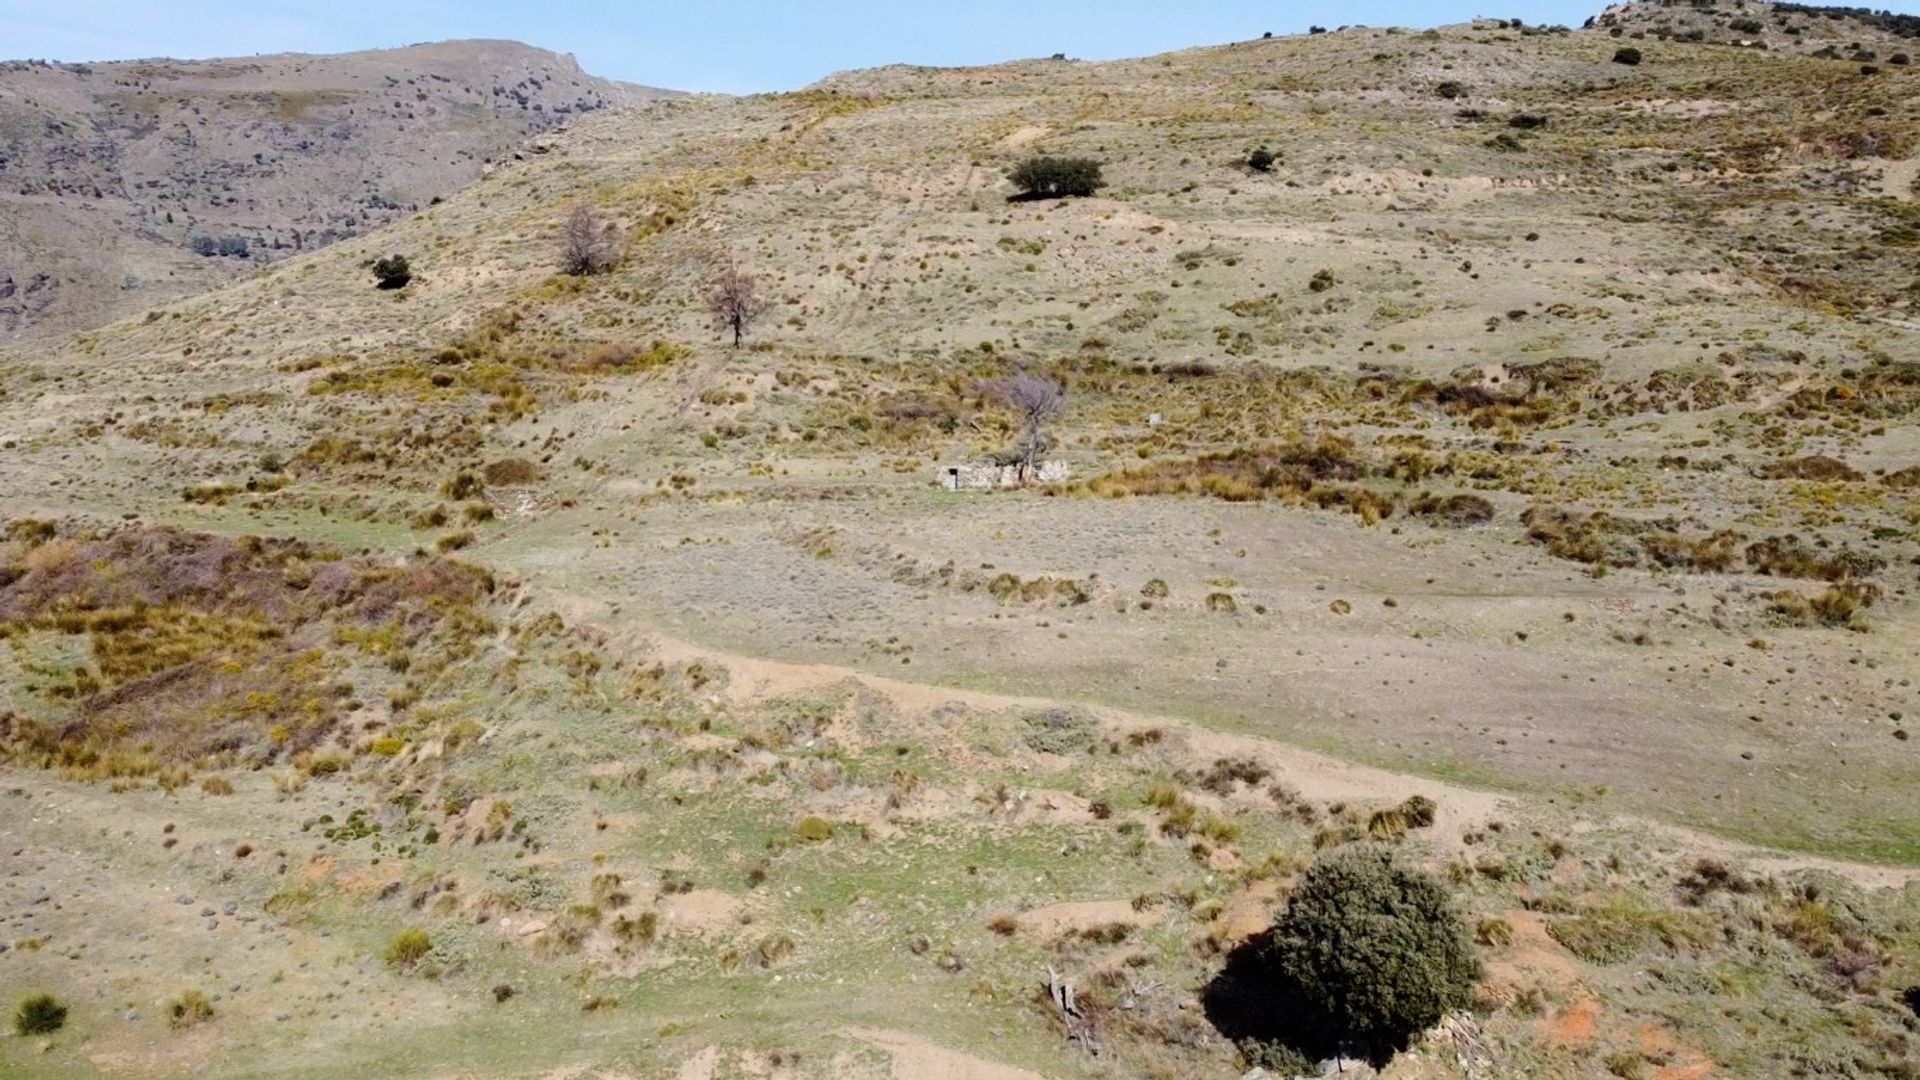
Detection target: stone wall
<box><xmin>938</xmin><ymin>460</ymin><xmax>1070</xmax><ymax>491</ymax></box>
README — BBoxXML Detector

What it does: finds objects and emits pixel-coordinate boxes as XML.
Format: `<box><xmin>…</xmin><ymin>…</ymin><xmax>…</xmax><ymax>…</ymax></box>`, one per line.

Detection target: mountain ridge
<box><xmin>0</xmin><ymin>38</ymin><xmax>679</xmax><ymax>340</ymax></box>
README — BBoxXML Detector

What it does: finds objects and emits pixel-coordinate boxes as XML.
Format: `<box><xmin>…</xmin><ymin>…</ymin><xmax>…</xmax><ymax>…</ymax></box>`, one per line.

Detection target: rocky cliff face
<box><xmin>0</xmin><ymin>40</ymin><xmax>675</xmax><ymax>339</ymax></box>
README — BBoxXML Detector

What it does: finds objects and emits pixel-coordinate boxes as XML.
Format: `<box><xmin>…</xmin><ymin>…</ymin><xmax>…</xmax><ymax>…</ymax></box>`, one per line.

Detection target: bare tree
<box><xmin>987</xmin><ymin>374</ymin><xmax>1067</xmax><ymax>483</ymax></box>
<box><xmin>559</xmin><ymin>204</ymin><xmax>619</xmax><ymax>276</ymax></box>
<box><xmin>707</xmin><ymin>260</ymin><xmax>768</xmax><ymax>348</ymax></box>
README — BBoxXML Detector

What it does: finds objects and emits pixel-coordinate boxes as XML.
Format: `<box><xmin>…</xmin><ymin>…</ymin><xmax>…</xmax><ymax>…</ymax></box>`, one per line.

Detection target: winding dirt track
<box><xmin>546</xmin><ymin>590</ymin><xmax>1920</xmax><ymax>890</ymax></box>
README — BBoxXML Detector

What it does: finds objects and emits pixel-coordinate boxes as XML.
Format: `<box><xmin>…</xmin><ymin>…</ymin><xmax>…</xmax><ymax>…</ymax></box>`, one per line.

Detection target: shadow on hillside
<box><xmin>1201</xmin><ymin>931</ymin><xmax>1348</xmax><ymax>1066</ymax></box>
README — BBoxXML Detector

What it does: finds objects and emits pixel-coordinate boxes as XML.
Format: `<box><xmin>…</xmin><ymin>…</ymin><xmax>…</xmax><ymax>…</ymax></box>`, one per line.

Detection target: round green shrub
<box><xmin>1269</xmin><ymin>846</ymin><xmax>1478</xmax><ymax>1052</ymax></box>
<box><xmin>15</xmin><ymin>992</ymin><xmax>68</xmax><ymax>1035</ymax></box>
<box><xmin>372</xmin><ymin>254</ymin><xmax>413</xmax><ymax>290</ymax></box>
<box><xmin>1007</xmin><ymin>156</ymin><xmax>1105</xmax><ymax>199</ymax></box>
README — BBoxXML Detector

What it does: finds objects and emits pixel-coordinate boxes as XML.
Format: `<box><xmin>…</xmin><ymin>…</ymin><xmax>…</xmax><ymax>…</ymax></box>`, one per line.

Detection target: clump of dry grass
<box><xmin>482</xmin><ymin>458</ymin><xmax>541</xmax><ymax>486</ymax></box>
<box><xmin>1770</xmin><ymin>582</ymin><xmax>1882</xmax><ymax>630</ymax></box>
<box><xmin>1408</xmin><ymin>492</ymin><xmax>1494</xmax><ymax>527</ymax></box>
<box><xmin>1085</xmin><ymin>435</ymin><xmax>1403</xmax><ymax>524</ymax></box>
<box><xmin>1745</xmin><ymin>535</ymin><xmax>1883</xmax><ymax>582</ymax></box>
<box><xmin>1756</xmin><ymin>455</ymin><xmax>1863</xmax><ymax>482</ymax></box>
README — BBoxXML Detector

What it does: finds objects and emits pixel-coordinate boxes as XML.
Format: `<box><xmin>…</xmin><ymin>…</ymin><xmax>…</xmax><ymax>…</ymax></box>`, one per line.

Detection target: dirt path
<box><xmin>844</xmin><ymin>1029</ymin><xmax>1050</xmax><ymax>1080</ymax></box>
<box><xmin>543</xmin><ymin>591</ymin><xmax>1920</xmax><ymax>889</ymax></box>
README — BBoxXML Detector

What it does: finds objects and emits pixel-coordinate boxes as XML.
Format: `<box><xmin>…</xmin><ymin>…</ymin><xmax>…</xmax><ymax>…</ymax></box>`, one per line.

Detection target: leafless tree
<box><xmin>559</xmin><ymin>204</ymin><xmax>619</xmax><ymax>276</ymax></box>
<box><xmin>707</xmin><ymin>260</ymin><xmax>768</xmax><ymax>348</ymax></box>
<box><xmin>986</xmin><ymin>374</ymin><xmax>1067</xmax><ymax>483</ymax></box>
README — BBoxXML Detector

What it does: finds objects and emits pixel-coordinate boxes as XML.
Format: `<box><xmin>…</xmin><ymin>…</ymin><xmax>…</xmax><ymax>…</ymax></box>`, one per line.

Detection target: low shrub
<box><xmin>1756</xmin><ymin>455</ymin><xmax>1862</xmax><ymax>482</ymax></box>
<box><xmin>372</xmin><ymin>255</ymin><xmax>412</xmax><ymax>290</ymax></box>
<box><xmin>166</xmin><ymin>989</ymin><xmax>213</xmax><ymax>1030</ymax></box>
<box><xmin>1007</xmin><ymin>156</ymin><xmax>1105</xmax><ymax>199</ymax></box>
<box><xmin>1548</xmin><ymin>896</ymin><xmax>1716</xmax><ymax>964</ymax></box>
<box><xmin>1022</xmin><ymin>708</ymin><xmax>1095</xmax><ymax>755</ymax></box>
<box><xmin>481</xmin><ymin>458</ymin><xmax>541</xmax><ymax>486</ymax></box>
<box><xmin>14</xmin><ymin>992</ymin><xmax>67</xmax><ymax>1035</ymax></box>
<box><xmin>385</xmin><ymin>927</ymin><xmax>433</xmax><ymax>969</ymax></box>
<box><xmin>1409</xmin><ymin>493</ymin><xmax>1493</xmax><ymax>527</ymax></box>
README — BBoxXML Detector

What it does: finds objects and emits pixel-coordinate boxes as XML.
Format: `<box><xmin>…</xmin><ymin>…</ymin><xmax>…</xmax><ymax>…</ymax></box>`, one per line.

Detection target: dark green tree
<box><xmin>1007</xmin><ymin>156</ymin><xmax>1105</xmax><ymax>200</ymax></box>
<box><xmin>1269</xmin><ymin>846</ymin><xmax>1478</xmax><ymax>1057</ymax></box>
<box><xmin>1248</xmin><ymin>147</ymin><xmax>1276</xmax><ymax>172</ymax></box>
<box><xmin>372</xmin><ymin>255</ymin><xmax>412</xmax><ymax>290</ymax></box>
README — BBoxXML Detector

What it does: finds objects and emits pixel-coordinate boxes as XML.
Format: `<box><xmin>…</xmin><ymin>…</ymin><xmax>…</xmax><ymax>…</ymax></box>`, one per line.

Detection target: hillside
<box><xmin>1</xmin><ymin>5</ymin><xmax>1918</xmax><ymax>1078</ymax></box>
<box><xmin>1595</xmin><ymin>0</ymin><xmax>1920</xmax><ymax>55</ymax></box>
<box><xmin>0</xmin><ymin>40</ymin><xmax>674</xmax><ymax>339</ymax></box>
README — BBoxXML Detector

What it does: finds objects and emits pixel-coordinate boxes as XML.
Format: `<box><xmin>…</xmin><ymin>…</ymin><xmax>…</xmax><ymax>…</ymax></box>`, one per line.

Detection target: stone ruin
<box><xmin>938</xmin><ymin>459</ymin><xmax>1070</xmax><ymax>491</ymax></box>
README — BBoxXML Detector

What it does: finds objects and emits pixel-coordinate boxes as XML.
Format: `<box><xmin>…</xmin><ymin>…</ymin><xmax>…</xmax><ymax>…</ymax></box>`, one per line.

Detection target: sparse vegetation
<box><xmin>0</xmin><ymin>17</ymin><xmax>1917</xmax><ymax>1080</ymax></box>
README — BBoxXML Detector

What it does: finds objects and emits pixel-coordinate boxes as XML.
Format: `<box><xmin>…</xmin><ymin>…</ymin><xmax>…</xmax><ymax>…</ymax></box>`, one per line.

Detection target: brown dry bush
<box><xmin>1408</xmin><ymin>493</ymin><xmax>1494</xmax><ymax>527</ymax></box>
<box><xmin>0</xmin><ymin>528</ymin><xmax>495</xmax><ymax>776</ymax></box>
<box><xmin>1087</xmin><ymin>436</ymin><xmax>1369</xmax><ymax>510</ymax></box>
<box><xmin>1521</xmin><ymin>506</ymin><xmax>1644</xmax><ymax>567</ymax></box>
<box><xmin>1756</xmin><ymin>456</ymin><xmax>1863</xmax><ymax>482</ymax></box>
<box><xmin>482</xmin><ymin>458</ymin><xmax>541</xmax><ymax>486</ymax></box>
<box><xmin>1745</xmin><ymin>535</ymin><xmax>1883</xmax><ymax>581</ymax></box>
<box><xmin>1770</xmin><ymin>582</ymin><xmax>1882</xmax><ymax>629</ymax></box>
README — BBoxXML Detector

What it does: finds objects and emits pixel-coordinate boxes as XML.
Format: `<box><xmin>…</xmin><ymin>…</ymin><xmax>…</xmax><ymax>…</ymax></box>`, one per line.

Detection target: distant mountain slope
<box><xmin>0</xmin><ymin>40</ymin><xmax>677</xmax><ymax>339</ymax></box>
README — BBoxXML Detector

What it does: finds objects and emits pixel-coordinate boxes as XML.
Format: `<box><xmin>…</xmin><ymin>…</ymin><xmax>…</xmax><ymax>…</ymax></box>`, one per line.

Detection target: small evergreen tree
<box><xmin>372</xmin><ymin>255</ymin><xmax>412</xmax><ymax>290</ymax></box>
<box><xmin>1613</xmin><ymin>46</ymin><xmax>1644</xmax><ymax>65</ymax></box>
<box><xmin>1248</xmin><ymin>147</ymin><xmax>1276</xmax><ymax>172</ymax></box>
<box><xmin>1269</xmin><ymin>846</ymin><xmax>1477</xmax><ymax>1058</ymax></box>
<box><xmin>1007</xmin><ymin>156</ymin><xmax>1105</xmax><ymax>199</ymax></box>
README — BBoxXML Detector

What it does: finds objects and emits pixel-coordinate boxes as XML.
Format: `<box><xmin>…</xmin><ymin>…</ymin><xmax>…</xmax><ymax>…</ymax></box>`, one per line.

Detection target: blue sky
<box><xmin>7</xmin><ymin>1</ymin><xmax>1919</xmax><ymax>93</ymax></box>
